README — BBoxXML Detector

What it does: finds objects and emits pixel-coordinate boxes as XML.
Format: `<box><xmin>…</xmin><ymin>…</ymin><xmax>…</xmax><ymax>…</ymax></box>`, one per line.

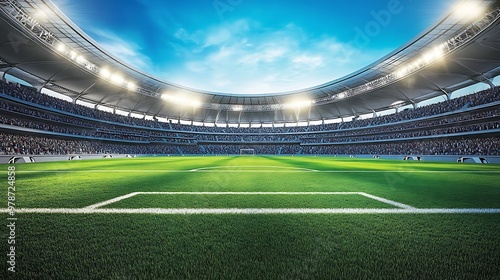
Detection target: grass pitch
<box><xmin>2</xmin><ymin>156</ymin><xmax>500</xmax><ymax>279</ymax></box>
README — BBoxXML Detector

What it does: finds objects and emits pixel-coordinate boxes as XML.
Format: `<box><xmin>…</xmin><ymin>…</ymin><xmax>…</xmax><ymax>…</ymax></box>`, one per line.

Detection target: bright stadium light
<box><xmin>453</xmin><ymin>0</ymin><xmax>486</xmax><ymax>21</ymax></box>
<box><xmin>161</xmin><ymin>93</ymin><xmax>171</xmax><ymax>101</ymax></box>
<box><xmin>127</xmin><ymin>82</ymin><xmax>137</xmax><ymax>91</ymax></box>
<box><xmin>55</xmin><ymin>42</ymin><xmax>66</xmax><ymax>53</ymax></box>
<box><xmin>75</xmin><ymin>55</ymin><xmax>86</xmax><ymax>64</ymax></box>
<box><xmin>161</xmin><ymin>93</ymin><xmax>201</xmax><ymax>107</ymax></box>
<box><xmin>394</xmin><ymin>68</ymin><xmax>407</xmax><ymax>79</ymax></box>
<box><xmin>232</xmin><ymin>105</ymin><xmax>243</xmax><ymax>111</ymax></box>
<box><xmin>111</xmin><ymin>73</ymin><xmax>124</xmax><ymax>85</ymax></box>
<box><xmin>69</xmin><ymin>50</ymin><xmax>77</xmax><ymax>60</ymax></box>
<box><xmin>423</xmin><ymin>46</ymin><xmax>444</xmax><ymax>64</ymax></box>
<box><xmin>286</xmin><ymin>100</ymin><xmax>312</xmax><ymax>109</ymax></box>
<box><xmin>100</xmin><ymin>68</ymin><xmax>111</xmax><ymax>79</ymax></box>
<box><xmin>337</xmin><ymin>92</ymin><xmax>347</xmax><ymax>100</ymax></box>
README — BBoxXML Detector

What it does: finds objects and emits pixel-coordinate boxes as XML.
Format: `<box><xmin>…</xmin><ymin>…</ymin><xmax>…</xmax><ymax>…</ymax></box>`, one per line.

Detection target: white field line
<box><xmin>84</xmin><ymin>191</ymin><xmax>412</xmax><ymax>210</ymax></box>
<box><xmin>82</xmin><ymin>192</ymin><xmax>370</xmax><ymax>209</ymax></box>
<box><xmin>84</xmin><ymin>192</ymin><xmax>141</xmax><ymax>209</ymax></box>
<box><xmin>358</xmin><ymin>192</ymin><xmax>416</xmax><ymax>209</ymax></box>
<box><xmin>14</xmin><ymin>170</ymin><xmax>500</xmax><ymax>173</ymax></box>
<box><xmin>1</xmin><ymin>208</ymin><xmax>500</xmax><ymax>214</ymax></box>
<box><xmin>135</xmin><ymin>192</ymin><xmax>362</xmax><ymax>195</ymax></box>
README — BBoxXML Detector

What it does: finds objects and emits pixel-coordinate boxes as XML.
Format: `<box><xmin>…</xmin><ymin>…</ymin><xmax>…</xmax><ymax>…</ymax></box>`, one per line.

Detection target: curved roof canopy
<box><xmin>1</xmin><ymin>0</ymin><xmax>500</xmax><ymax>124</ymax></box>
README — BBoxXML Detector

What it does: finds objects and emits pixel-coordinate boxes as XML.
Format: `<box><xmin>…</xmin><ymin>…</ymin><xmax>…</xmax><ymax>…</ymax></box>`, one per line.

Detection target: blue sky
<box><xmin>52</xmin><ymin>0</ymin><xmax>456</xmax><ymax>94</ymax></box>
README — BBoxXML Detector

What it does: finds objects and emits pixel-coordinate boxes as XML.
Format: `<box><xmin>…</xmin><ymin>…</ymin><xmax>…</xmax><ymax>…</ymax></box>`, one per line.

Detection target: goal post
<box><xmin>240</xmin><ymin>149</ymin><xmax>255</xmax><ymax>156</ymax></box>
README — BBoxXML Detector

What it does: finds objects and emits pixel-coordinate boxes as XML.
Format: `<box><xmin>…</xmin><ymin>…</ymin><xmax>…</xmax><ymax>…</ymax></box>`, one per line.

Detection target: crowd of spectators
<box><xmin>301</xmin><ymin>121</ymin><xmax>500</xmax><ymax>144</ymax></box>
<box><xmin>1</xmin><ymin>132</ymin><xmax>498</xmax><ymax>156</ymax></box>
<box><xmin>2</xmin><ymin>79</ymin><xmax>499</xmax><ymax>135</ymax></box>
<box><xmin>0</xmin><ymin>81</ymin><xmax>162</xmax><ymax>128</ymax></box>
<box><xmin>1</xmin><ymin>79</ymin><xmax>500</xmax><ymax>156</ymax></box>
<box><xmin>0</xmin><ymin>102</ymin><xmax>195</xmax><ymax>143</ymax></box>
<box><xmin>301</xmin><ymin>137</ymin><xmax>500</xmax><ymax>156</ymax></box>
<box><xmin>0</xmin><ymin>133</ymin><xmax>183</xmax><ymax>155</ymax></box>
<box><xmin>2</xmin><ymin>98</ymin><xmax>498</xmax><ymax>144</ymax></box>
<box><xmin>4</xmin><ymin>106</ymin><xmax>497</xmax><ymax>144</ymax></box>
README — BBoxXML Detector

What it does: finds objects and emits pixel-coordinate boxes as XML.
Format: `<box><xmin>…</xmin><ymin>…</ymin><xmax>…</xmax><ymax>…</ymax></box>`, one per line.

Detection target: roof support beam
<box><xmin>214</xmin><ymin>110</ymin><xmax>222</xmax><ymax>124</ymax></box>
<box><xmin>37</xmin><ymin>64</ymin><xmax>70</xmax><ymax>93</ymax></box>
<box><xmin>471</xmin><ymin>74</ymin><xmax>496</xmax><ymax>89</ymax></box>
<box><xmin>75</xmin><ymin>81</ymin><xmax>97</xmax><ymax>102</ymax></box>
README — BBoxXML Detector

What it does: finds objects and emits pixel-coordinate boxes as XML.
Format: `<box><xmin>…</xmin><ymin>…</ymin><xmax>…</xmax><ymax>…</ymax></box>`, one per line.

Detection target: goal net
<box><xmin>239</xmin><ymin>149</ymin><xmax>255</xmax><ymax>156</ymax></box>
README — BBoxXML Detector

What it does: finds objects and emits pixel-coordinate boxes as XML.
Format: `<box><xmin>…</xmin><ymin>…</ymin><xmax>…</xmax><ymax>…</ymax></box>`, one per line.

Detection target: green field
<box><xmin>2</xmin><ymin>156</ymin><xmax>500</xmax><ymax>279</ymax></box>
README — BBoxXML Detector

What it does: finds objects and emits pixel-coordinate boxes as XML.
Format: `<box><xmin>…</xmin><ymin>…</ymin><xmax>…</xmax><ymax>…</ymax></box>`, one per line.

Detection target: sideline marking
<box><xmin>1</xmin><ymin>208</ymin><xmax>500</xmax><ymax>214</ymax></box>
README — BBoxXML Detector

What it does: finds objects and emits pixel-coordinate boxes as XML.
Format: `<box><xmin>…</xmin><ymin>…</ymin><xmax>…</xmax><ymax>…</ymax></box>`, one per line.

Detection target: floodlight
<box><xmin>423</xmin><ymin>46</ymin><xmax>444</xmax><ymax>64</ymax></box>
<box><xmin>232</xmin><ymin>105</ymin><xmax>243</xmax><ymax>111</ymax></box>
<box><xmin>127</xmin><ymin>82</ymin><xmax>137</xmax><ymax>91</ymax></box>
<box><xmin>161</xmin><ymin>94</ymin><xmax>199</xmax><ymax>107</ymax></box>
<box><xmin>286</xmin><ymin>100</ymin><xmax>312</xmax><ymax>109</ymax></box>
<box><xmin>337</xmin><ymin>92</ymin><xmax>347</xmax><ymax>100</ymax></box>
<box><xmin>55</xmin><ymin>42</ymin><xmax>66</xmax><ymax>53</ymax></box>
<box><xmin>453</xmin><ymin>1</ymin><xmax>486</xmax><ymax>21</ymax></box>
<box><xmin>75</xmin><ymin>55</ymin><xmax>86</xmax><ymax>64</ymax></box>
<box><xmin>394</xmin><ymin>68</ymin><xmax>407</xmax><ymax>79</ymax></box>
<box><xmin>100</xmin><ymin>68</ymin><xmax>111</xmax><ymax>79</ymax></box>
<box><xmin>69</xmin><ymin>50</ymin><xmax>77</xmax><ymax>60</ymax></box>
<box><xmin>111</xmin><ymin>74</ymin><xmax>124</xmax><ymax>85</ymax></box>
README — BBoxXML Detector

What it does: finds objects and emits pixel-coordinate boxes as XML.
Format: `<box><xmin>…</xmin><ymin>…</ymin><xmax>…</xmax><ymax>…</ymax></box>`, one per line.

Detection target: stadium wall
<box><xmin>0</xmin><ymin>154</ymin><xmax>148</xmax><ymax>164</ymax></box>
<box><xmin>1</xmin><ymin>154</ymin><xmax>500</xmax><ymax>164</ymax></box>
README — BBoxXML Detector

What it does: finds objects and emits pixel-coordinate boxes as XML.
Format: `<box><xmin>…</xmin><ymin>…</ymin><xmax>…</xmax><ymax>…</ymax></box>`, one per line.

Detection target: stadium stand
<box><xmin>0</xmin><ymin>80</ymin><xmax>499</xmax><ymax>156</ymax></box>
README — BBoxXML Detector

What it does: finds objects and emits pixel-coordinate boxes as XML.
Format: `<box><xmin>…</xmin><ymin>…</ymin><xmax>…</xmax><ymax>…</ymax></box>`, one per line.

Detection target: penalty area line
<box><xmin>358</xmin><ymin>192</ymin><xmax>416</xmax><ymax>209</ymax></box>
<box><xmin>1</xmin><ymin>208</ymin><xmax>500</xmax><ymax>215</ymax></box>
<box><xmin>84</xmin><ymin>192</ymin><xmax>141</xmax><ymax>209</ymax></box>
<box><xmin>82</xmin><ymin>191</ymin><xmax>414</xmax><ymax>210</ymax></box>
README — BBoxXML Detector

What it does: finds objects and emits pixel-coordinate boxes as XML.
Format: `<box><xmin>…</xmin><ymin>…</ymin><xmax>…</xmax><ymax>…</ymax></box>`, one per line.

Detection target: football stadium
<box><xmin>1</xmin><ymin>0</ymin><xmax>500</xmax><ymax>278</ymax></box>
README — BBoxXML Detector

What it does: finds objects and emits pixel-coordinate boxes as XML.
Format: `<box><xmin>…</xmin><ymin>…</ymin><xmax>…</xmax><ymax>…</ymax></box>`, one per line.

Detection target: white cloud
<box><xmin>89</xmin><ymin>28</ymin><xmax>153</xmax><ymax>72</ymax></box>
<box><xmin>292</xmin><ymin>55</ymin><xmax>324</xmax><ymax>69</ymax></box>
<box><xmin>204</xmin><ymin>28</ymin><xmax>231</xmax><ymax>48</ymax></box>
<box><xmin>161</xmin><ymin>20</ymin><xmax>386</xmax><ymax>93</ymax></box>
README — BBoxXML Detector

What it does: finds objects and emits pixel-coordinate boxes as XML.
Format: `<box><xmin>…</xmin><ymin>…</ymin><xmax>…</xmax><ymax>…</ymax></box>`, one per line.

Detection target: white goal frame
<box><xmin>240</xmin><ymin>149</ymin><xmax>255</xmax><ymax>156</ymax></box>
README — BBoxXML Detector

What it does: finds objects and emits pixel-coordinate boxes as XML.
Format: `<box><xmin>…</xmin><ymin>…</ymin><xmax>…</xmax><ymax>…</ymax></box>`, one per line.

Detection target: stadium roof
<box><xmin>1</xmin><ymin>0</ymin><xmax>500</xmax><ymax>124</ymax></box>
